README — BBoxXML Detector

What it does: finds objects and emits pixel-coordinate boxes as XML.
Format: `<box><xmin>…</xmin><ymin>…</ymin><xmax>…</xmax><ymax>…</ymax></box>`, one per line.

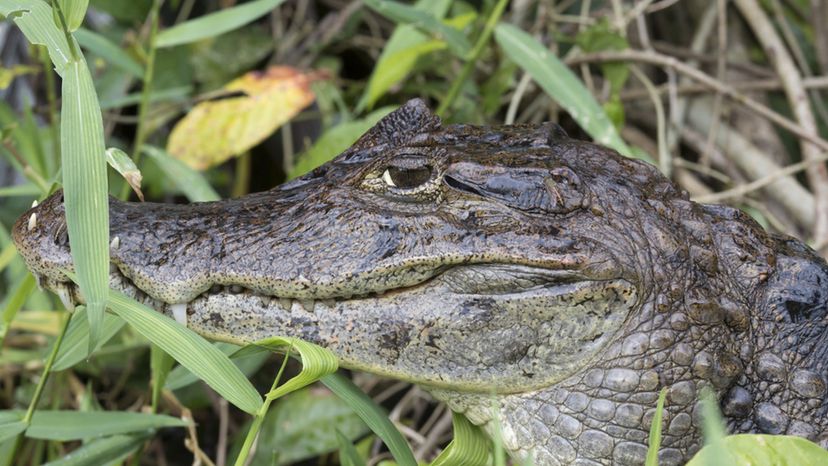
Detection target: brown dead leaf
<box><xmin>167</xmin><ymin>66</ymin><xmax>318</xmax><ymax>170</ymax></box>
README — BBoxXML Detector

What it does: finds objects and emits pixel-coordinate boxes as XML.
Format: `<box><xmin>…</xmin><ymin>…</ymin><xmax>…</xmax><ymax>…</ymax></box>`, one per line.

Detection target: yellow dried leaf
<box><xmin>167</xmin><ymin>66</ymin><xmax>317</xmax><ymax>170</ymax></box>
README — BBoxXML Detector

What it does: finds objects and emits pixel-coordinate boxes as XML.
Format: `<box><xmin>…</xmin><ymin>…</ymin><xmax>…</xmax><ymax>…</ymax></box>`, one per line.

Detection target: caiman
<box><xmin>11</xmin><ymin>99</ymin><xmax>828</xmax><ymax>465</ymax></box>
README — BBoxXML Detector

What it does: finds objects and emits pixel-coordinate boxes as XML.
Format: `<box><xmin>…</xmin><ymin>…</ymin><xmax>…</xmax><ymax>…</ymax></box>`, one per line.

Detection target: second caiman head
<box><xmin>12</xmin><ymin>99</ymin><xmax>828</xmax><ymax>463</ymax></box>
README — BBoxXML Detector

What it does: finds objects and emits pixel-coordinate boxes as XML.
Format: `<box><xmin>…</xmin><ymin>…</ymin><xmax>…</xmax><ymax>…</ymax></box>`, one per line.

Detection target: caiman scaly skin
<box><xmin>12</xmin><ymin>100</ymin><xmax>828</xmax><ymax>465</ymax></box>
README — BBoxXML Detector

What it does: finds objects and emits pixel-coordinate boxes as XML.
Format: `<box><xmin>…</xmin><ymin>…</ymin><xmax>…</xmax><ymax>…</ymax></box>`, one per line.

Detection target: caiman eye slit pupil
<box><xmin>383</xmin><ymin>166</ymin><xmax>432</xmax><ymax>189</ymax></box>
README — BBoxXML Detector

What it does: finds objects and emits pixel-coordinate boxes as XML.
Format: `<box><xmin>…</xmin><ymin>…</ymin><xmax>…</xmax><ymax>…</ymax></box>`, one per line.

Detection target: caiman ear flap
<box><xmin>350</xmin><ymin>99</ymin><xmax>441</xmax><ymax>152</ymax></box>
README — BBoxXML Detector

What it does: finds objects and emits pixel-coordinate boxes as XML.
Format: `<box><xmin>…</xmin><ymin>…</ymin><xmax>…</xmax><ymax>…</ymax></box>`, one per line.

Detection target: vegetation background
<box><xmin>1</xmin><ymin>0</ymin><xmax>828</xmax><ymax>465</ymax></box>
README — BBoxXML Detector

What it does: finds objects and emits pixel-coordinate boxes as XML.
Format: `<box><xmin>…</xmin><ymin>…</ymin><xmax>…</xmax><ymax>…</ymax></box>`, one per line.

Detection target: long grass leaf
<box><xmin>363</xmin><ymin>0</ymin><xmax>471</xmax><ymax>57</ymax></box>
<box><xmin>0</xmin><ymin>421</ymin><xmax>26</xmax><ymax>444</ymax></box>
<box><xmin>26</xmin><ymin>411</ymin><xmax>187</xmax><ymax>440</ymax></box>
<box><xmin>41</xmin><ymin>434</ymin><xmax>147</xmax><ymax>466</ymax></box>
<box><xmin>248</xmin><ymin>337</ymin><xmax>338</xmax><ymax>401</ymax></box>
<box><xmin>156</xmin><ymin>0</ymin><xmax>285</xmax><ymax>48</ymax></box>
<box><xmin>494</xmin><ymin>24</ymin><xmax>644</xmax><ymax>161</ymax></box>
<box><xmin>0</xmin><ymin>274</ymin><xmax>36</xmax><ymax>347</ymax></box>
<box><xmin>143</xmin><ymin>146</ymin><xmax>220</xmax><ymax>202</ymax></box>
<box><xmin>74</xmin><ymin>28</ymin><xmax>143</xmax><ymax>78</ymax></box>
<box><xmin>165</xmin><ymin>343</ymin><xmax>269</xmax><ymax>391</ymax></box>
<box><xmin>336</xmin><ymin>430</ymin><xmax>367</xmax><ymax>466</ymax></box>
<box><xmin>322</xmin><ymin>373</ymin><xmax>417</xmax><ymax>466</ymax></box>
<box><xmin>645</xmin><ymin>387</ymin><xmax>668</xmax><ymax>466</ymax></box>
<box><xmin>358</xmin><ymin>0</ymin><xmax>452</xmax><ymax>110</ymax></box>
<box><xmin>51</xmin><ymin>307</ymin><xmax>125</xmax><ymax>371</ymax></box>
<box><xmin>56</xmin><ymin>0</ymin><xmax>88</xmax><ymax>31</ymax></box>
<box><xmin>106</xmin><ymin>290</ymin><xmax>262</xmax><ymax>414</ymax></box>
<box><xmin>0</xmin><ymin>1</ymin><xmax>75</xmax><ymax>75</ymax></box>
<box><xmin>431</xmin><ymin>412</ymin><xmax>489</xmax><ymax>466</ymax></box>
<box><xmin>61</xmin><ymin>58</ymin><xmax>109</xmax><ymax>353</ymax></box>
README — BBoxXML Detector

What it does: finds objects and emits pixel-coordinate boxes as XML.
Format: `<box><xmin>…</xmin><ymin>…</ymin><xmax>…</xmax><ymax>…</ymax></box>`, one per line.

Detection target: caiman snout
<box><xmin>12</xmin><ymin>191</ymin><xmax>75</xmax><ymax>286</ymax></box>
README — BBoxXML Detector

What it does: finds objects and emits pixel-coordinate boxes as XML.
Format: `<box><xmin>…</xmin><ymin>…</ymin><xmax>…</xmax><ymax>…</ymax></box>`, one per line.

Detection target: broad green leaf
<box><xmin>167</xmin><ymin>66</ymin><xmax>316</xmax><ymax>170</ymax></box>
<box><xmin>494</xmin><ymin>24</ymin><xmax>645</xmax><ymax>162</ymax></box>
<box><xmin>156</xmin><ymin>0</ymin><xmax>285</xmax><ymax>48</ymax></box>
<box><xmin>52</xmin><ymin>307</ymin><xmax>126</xmax><ymax>371</ymax></box>
<box><xmin>239</xmin><ymin>387</ymin><xmax>369</xmax><ymax>465</ymax></box>
<box><xmin>363</xmin><ymin>0</ymin><xmax>471</xmax><ymax>58</ymax></box>
<box><xmin>106</xmin><ymin>289</ymin><xmax>262</xmax><ymax>414</ymax></box>
<box><xmin>322</xmin><ymin>373</ymin><xmax>417</xmax><ymax>466</ymax></box>
<box><xmin>0</xmin><ymin>421</ymin><xmax>26</xmax><ymax>444</ymax></box>
<box><xmin>25</xmin><ymin>410</ymin><xmax>187</xmax><ymax>440</ymax></box>
<box><xmin>165</xmin><ymin>342</ymin><xmax>269</xmax><ymax>391</ymax></box>
<box><xmin>74</xmin><ymin>28</ymin><xmax>143</xmax><ymax>78</ymax></box>
<box><xmin>697</xmin><ymin>387</ymin><xmax>729</xmax><ymax>466</ymax></box>
<box><xmin>0</xmin><ymin>0</ymin><xmax>76</xmax><ymax>75</ymax></box>
<box><xmin>61</xmin><ymin>58</ymin><xmax>110</xmax><ymax>354</ymax></box>
<box><xmin>336</xmin><ymin>430</ymin><xmax>366</xmax><ymax>466</ymax></box>
<box><xmin>431</xmin><ymin>412</ymin><xmax>489</xmax><ymax>466</ymax></box>
<box><xmin>250</xmin><ymin>337</ymin><xmax>338</xmax><ymax>401</ymax></box>
<box><xmin>41</xmin><ymin>434</ymin><xmax>147</xmax><ymax>466</ymax></box>
<box><xmin>143</xmin><ymin>145</ymin><xmax>220</xmax><ymax>202</ymax></box>
<box><xmin>289</xmin><ymin>107</ymin><xmax>395</xmax><ymax>179</ymax></box>
<box><xmin>687</xmin><ymin>435</ymin><xmax>828</xmax><ymax>466</ymax></box>
<box><xmin>358</xmin><ymin>0</ymin><xmax>453</xmax><ymax>110</ymax></box>
<box><xmin>56</xmin><ymin>0</ymin><xmax>88</xmax><ymax>31</ymax></box>
<box><xmin>645</xmin><ymin>387</ymin><xmax>667</xmax><ymax>466</ymax></box>
<box><xmin>105</xmin><ymin>148</ymin><xmax>143</xmax><ymax>201</ymax></box>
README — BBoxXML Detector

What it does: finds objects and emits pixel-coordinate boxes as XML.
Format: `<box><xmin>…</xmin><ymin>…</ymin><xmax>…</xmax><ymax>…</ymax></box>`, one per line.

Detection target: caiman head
<box><xmin>13</xmin><ymin>99</ymin><xmax>828</xmax><ymax>463</ymax></box>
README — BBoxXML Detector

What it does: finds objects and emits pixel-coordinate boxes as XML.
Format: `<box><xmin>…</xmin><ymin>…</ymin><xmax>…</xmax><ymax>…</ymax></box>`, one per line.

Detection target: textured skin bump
<box><xmin>11</xmin><ymin>99</ymin><xmax>828</xmax><ymax>464</ymax></box>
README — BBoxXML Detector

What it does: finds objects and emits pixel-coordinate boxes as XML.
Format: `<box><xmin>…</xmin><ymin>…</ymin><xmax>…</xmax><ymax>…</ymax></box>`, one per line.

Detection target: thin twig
<box><xmin>566</xmin><ymin>49</ymin><xmax>828</xmax><ymax>153</ymax></box>
<box><xmin>734</xmin><ymin>0</ymin><xmax>828</xmax><ymax>249</ymax></box>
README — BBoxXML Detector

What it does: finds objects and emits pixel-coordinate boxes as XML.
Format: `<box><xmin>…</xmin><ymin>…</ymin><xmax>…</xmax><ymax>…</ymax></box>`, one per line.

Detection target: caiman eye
<box><xmin>382</xmin><ymin>166</ymin><xmax>432</xmax><ymax>189</ymax></box>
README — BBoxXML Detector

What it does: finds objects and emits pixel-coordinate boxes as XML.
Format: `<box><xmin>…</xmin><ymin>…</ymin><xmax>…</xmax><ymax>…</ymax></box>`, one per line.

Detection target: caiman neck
<box><xmin>725</xmin><ymin>234</ymin><xmax>828</xmax><ymax>445</ymax></box>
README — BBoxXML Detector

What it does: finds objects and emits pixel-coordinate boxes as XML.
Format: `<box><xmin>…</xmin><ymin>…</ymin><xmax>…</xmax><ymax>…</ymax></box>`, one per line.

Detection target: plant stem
<box><xmin>232</xmin><ymin>152</ymin><xmax>251</xmax><ymax>198</ymax></box>
<box><xmin>120</xmin><ymin>0</ymin><xmax>162</xmax><ymax>200</ymax></box>
<box><xmin>233</xmin><ymin>350</ymin><xmax>292</xmax><ymax>466</ymax></box>
<box><xmin>435</xmin><ymin>0</ymin><xmax>509</xmax><ymax>117</ymax></box>
<box><xmin>50</xmin><ymin>0</ymin><xmax>79</xmax><ymax>62</ymax></box>
<box><xmin>6</xmin><ymin>310</ymin><xmax>73</xmax><ymax>464</ymax></box>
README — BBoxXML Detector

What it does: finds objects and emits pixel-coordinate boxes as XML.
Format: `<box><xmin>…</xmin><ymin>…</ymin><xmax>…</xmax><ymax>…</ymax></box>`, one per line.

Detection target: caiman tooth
<box><xmin>110</xmin><ymin>263</ymin><xmax>118</xmax><ymax>274</ymax></box>
<box><xmin>258</xmin><ymin>296</ymin><xmax>270</xmax><ymax>307</ymax></box>
<box><xmin>299</xmin><ymin>299</ymin><xmax>315</xmax><ymax>313</ymax></box>
<box><xmin>170</xmin><ymin>303</ymin><xmax>188</xmax><ymax>327</ymax></box>
<box><xmin>27</xmin><ymin>213</ymin><xmax>37</xmax><ymax>231</ymax></box>
<box><xmin>31</xmin><ymin>199</ymin><xmax>38</xmax><ymax>208</ymax></box>
<box><xmin>55</xmin><ymin>284</ymin><xmax>75</xmax><ymax>311</ymax></box>
<box><xmin>279</xmin><ymin>298</ymin><xmax>292</xmax><ymax>310</ymax></box>
<box><xmin>321</xmin><ymin>299</ymin><xmax>336</xmax><ymax>308</ymax></box>
<box><xmin>110</xmin><ymin>236</ymin><xmax>120</xmax><ymax>250</ymax></box>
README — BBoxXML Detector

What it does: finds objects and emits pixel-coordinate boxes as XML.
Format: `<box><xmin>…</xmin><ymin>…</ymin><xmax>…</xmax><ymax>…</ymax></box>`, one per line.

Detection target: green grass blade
<box><xmin>0</xmin><ymin>184</ymin><xmax>41</xmax><ymax>198</ymax></box>
<box><xmin>74</xmin><ymin>28</ymin><xmax>143</xmax><ymax>79</ymax></box>
<box><xmin>150</xmin><ymin>344</ymin><xmax>174</xmax><ymax>410</ymax></box>
<box><xmin>56</xmin><ymin>0</ymin><xmax>88</xmax><ymax>31</ymax></box>
<box><xmin>358</xmin><ymin>0</ymin><xmax>452</xmax><ymax>110</ymax></box>
<box><xmin>155</xmin><ymin>0</ymin><xmax>285</xmax><ymax>48</ymax></box>
<box><xmin>52</xmin><ymin>307</ymin><xmax>125</xmax><ymax>371</ymax></box>
<box><xmin>165</xmin><ymin>343</ymin><xmax>269</xmax><ymax>390</ymax></box>
<box><xmin>687</xmin><ymin>434</ymin><xmax>828</xmax><ymax>466</ymax></box>
<box><xmin>143</xmin><ymin>145</ymin><xmax>220</xmax><ymax>202</ymax></box>
<box><xmin>0</xmin><ymin>421</ymin><xmax>26</xmax><ymax>444</ymax></box>
<box><xmin>0</xmin><ymin>1</ymin><xmax>75</xmax><ymax>75</ymax></box>
<box><xmin>494</xmin><ymin>24</ymin><xmax>644</xmax><ymax>162</ymax></box>
<box><xmin>26</xmin><ymin>411</ymin><xmax>187</xmax><ymax>441</ymax></box>
<box><xmin>363</xmin><ymin>0</ymin><xmax>471</xmax><ymax>58</ymax></box>
<box><xmin>0</xmin><ymin>273</ymin><xmax>36</xmax><ymax>347</ymax></box>
<box><xmin>696</xmin><ymin>387</ymin><xmax>730</xmax><ymax>466</ymax></box>
<box><xmin>61</xmin><ymin>57</ymin><xmax>110</xmax><ymax>354</ymax></box>
<box><xmin>251</xmin><ymin>337</ymin><xmax>338</xmax><ymax>401</ymax></box>
<box><xmin>289</xmin><ymin>107</ymin><xmax>395</xmax><ymax>179</ymax></box>
<box><xmin>431</xmin><ymin>412</ymin><xmax>489</xmax><ymax>466</ymax></box>
<box><xmin>106</xmin><ymin>289</ymin><xmax>262</xmax><ymax>414</ymax></box>
<box><xmin>41</xmin><ymin>434</ymin><xmax>147</xmax><ymax>466</ymax></box>
<box><xmin>645</xmin><ymin>387</ymin><xmax>668</xmax><ymax>466</ymax></box>
<box><xmin>336</xmin><ymin>429</ymin><xmax>367</xmax><ymax>466</ymax></box>
<box><xmin>322</xmin><ymin>373</ymin><xmax>417</xmax><ymax>466</ymax></box>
